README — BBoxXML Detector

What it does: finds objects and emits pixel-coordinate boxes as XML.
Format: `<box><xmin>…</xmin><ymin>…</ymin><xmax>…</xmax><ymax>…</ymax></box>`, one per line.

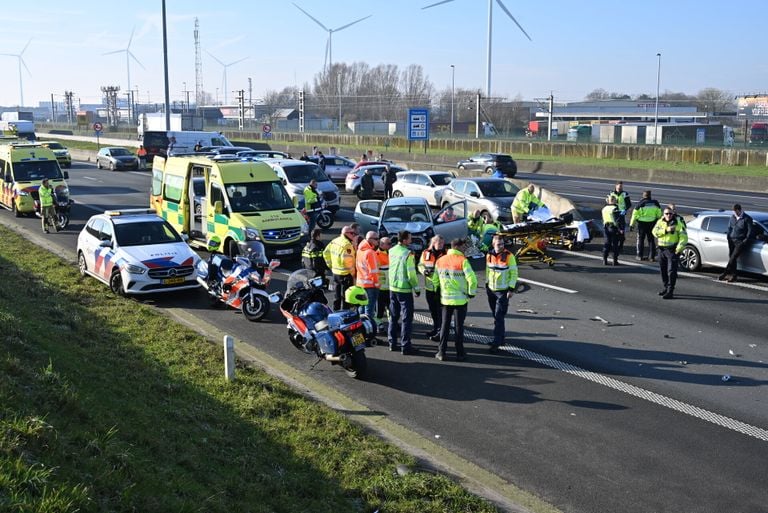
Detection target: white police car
<box><xmin>77</xmin><ymin>209</ymin><xmax>200</xmax><ymax>295</ymax></box>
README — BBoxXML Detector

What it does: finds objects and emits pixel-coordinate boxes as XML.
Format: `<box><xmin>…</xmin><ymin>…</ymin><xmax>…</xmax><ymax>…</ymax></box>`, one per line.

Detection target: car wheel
<box><xmin>680</xmin><ymin>245</ymin><xmax>702</xmax><ymax>272</ymax></box>
<box><xmin>479</xmin><ymin>210</ymin><xmax>490</xmax><ymax>221</ymax></box>
<box><xmin>110</xmin><ymin>162</ymin><xmax>115</xmax><ymax>171</ymax></box>
<box><xmin>109</xmin><ymin>270</ymin><xmax>126</xmax><ymax>296</ymax></box>
<box><xmin>392</xmin><ymin>190</ymin><xmax>403</xmax><ymax>198</ymax></box>
<box><xmin>458</xmin><ymin>165</ymin><xmax>465</xmax><ymax>171</ymax></box>
<box><xmin>96</xmin><ymin>159</ymin><xmax>102</xmax><ymax>169</ymax></box>
<box><xmin>355</xmin><ymin>187</ymin><xmax>363</xmax><ymax>199</ymax></box>
<box><xmin>78</xmin><ymin>251</ymin><xmax>87</xmax><ymax>276</ymax></box>
<box><xmin>485</xmin><ymin>166</ymin><xmax>494</xmax><ymax>174</ymax></box>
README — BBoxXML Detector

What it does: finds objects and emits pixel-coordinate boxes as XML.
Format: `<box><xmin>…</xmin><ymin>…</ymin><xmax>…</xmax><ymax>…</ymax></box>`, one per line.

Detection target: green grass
<box><xmin>0</xmin><ymin>225</ymin><xmax>498</xmax><ymax>513</ymax></box>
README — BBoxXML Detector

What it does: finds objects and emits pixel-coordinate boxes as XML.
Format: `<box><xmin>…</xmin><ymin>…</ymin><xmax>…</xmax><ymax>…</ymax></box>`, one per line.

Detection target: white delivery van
<box><xmin>142</xmin><ymin>130</ymin><xmax>233</xmax><ymax>162</ymax></box>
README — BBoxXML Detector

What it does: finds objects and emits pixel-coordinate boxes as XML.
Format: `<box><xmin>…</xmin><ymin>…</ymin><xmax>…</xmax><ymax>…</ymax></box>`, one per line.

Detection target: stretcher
<box><xmin>498</xmin><ymin>217</ymin><xmax>571</xmax><ymax>266</ymax></box>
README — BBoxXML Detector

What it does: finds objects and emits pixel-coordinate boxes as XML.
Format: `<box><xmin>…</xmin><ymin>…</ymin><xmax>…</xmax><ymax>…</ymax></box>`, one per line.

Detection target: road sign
<box><xmin>262</xmin><ymin>123</ymin><xmax>272</xmax><ymax>133</ymax></box>
<box><xmin>92</xmin><ymin>122</ymin><xmax>103</xmax><ymax>132</ymax></box>
<box><xmin>407</xmin><ymin>108</ymin><xmax>429</xmax><ymax>141</ymax></box>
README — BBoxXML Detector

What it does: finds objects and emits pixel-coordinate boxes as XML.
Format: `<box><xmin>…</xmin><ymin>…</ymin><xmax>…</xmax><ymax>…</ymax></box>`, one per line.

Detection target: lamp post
<box><xmin>450</xmin><ymin>64</ymin><xmax>455</xmax><ymax>136</ymax></box>
<box><xmin>654</xmin><ymin>52</ymin><xmax>661</xmax><ymax>144</ymax></box>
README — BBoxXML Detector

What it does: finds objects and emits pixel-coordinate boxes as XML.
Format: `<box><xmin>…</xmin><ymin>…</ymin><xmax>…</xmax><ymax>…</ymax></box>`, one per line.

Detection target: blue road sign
<box><xmin>408</xmin><ymin>108</ymin><xmax>429</xmax><ymax>141</ymax></box>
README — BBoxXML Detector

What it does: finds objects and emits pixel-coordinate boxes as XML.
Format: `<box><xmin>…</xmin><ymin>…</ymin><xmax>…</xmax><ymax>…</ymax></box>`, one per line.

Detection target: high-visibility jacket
<box><xmin>629</xmin><ymin>198</ymin><xmax>662</xmax><ymax>226</ymax></box>
<box><xmin>432</xmin><ymin>249</ymin><xmax>477</xmax><ymax>306</ymax></box>
<box><xmin>418</xmin><ymin>247</ymin><xmax>445</xmax><ymax>292</ymax></box>
<box><xmin>511</xmin><ymin>188</ymin><xmax>544</xmax><ymax>216</ymax></box>
<box><xmin>301</xmin><ymin>239</ymin><xmax>327</xmax><ymax>274</ymax></box>
<box><xmin>303</xmin><ymin>185</ymin><xmax>319</xmax><ymax>212</ymax></box>
<box><xmin>652</xmin><ymin>216</ymin><xmax>688</xmax><ymax>253</ymax></box>
<box><xmin>377</xmin><ymin>249</ymin><xmax>390</xmax><ymax>291</ymax></box>
<box><xmin>602</xmin><ymin>204</ymin><xmax>620</xmax><ymax>226</ymax></box>
<box><xmin>323</xmin><ymin>234</ymin><xmax>355</xmax><ymax>276</ymax></box>
<box><xmin>388</xmin><ymin>243</ymin><xmax>419</xmax><ymax>293</ymax></box>
<box><xmin>355</xmin><ymin>240</ymin><xmax>380</xmax><ymax>288</ymax></box>
<box><xmin>38</xmin><ymin>185</ymin><xmax>54</xmax><ymax>207</ymax></box>
<box><xmin>609</xmin><ymin>190</ymin><xmax>631</xmax><ymax>212</ymax></box>
<box><xmin>468</xmin><ymin>215</ymin><xmax>484</xmax><ymax>236</ymax></box>
<box><xmin>486</xmin><ymin>249</ymin><xmax>518</xmax><ymax>292</ymax></box>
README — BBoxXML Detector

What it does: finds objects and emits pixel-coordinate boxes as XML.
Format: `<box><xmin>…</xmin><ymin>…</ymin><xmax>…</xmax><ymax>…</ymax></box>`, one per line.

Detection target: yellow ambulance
<box><xmin>0</xmin><ymin>141</ymin><xmax>70</xmax><ymax>216</ymax></box>
<box><xmin>151</xmin><ymin>154</ymin><xmax>308</xmax><ymax>258</ymax></box>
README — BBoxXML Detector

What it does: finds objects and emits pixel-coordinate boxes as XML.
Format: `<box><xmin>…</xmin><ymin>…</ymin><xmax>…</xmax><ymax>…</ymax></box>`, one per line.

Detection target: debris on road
<box><xmin>590</xmin><ymin>316</ymin><xmax>634</xmax><ymax>327</ymax></box>
<box><xmin>517</xmin><ymin>309</ymin><xmax>537</xmax><ymax>314</ymax></box>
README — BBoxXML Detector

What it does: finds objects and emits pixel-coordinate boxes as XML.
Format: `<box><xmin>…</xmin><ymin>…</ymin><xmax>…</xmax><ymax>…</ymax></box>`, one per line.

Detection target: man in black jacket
<box><xmin>720</xmin><ymin>204</ymin><xmax>755</xmax><ymax>282</ymax></box>
<box><xmin>360</xmin><ymin>168</ymin><xmax>375</xmax><ymax>199</ymax></box>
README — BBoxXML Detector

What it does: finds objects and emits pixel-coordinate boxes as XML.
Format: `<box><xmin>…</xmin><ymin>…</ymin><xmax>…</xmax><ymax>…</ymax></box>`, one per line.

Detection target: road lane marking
<box><xmin>565</xmin><ymin>179</ymin><xmax>768</xmax><ymax>201</ymax></box>
<box><xmin>413</xmin><ymin>312</ymin><xmax>768</xmax><ymax>442</ymax></box>
<box><xmin>518</xmin><ymin>278</ymin><xmax>578</xmax><ymax>294</ymax></box>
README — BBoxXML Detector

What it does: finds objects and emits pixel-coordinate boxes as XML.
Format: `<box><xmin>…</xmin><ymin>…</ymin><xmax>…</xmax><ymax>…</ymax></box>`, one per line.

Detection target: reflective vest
<box><xmin>602</xmin><ymin>204</ymin><xmax>619</xmax><ymax>226</ymax></box>
<box><xmin>418</xmin><ymin>248</ymin><xmax>445</xmax><ymax>292</ymax></box>
<box><xmin>303</xmin><ymin>185</ymin><xmax>319</xmax><ymax>212</ymax></box>
<box><xmin>630</xmin><ymin>199</ymin><xmax>662</xmax><ymax>225</ymax></box>
<box><xmin>511</xmin><ymin>188</ymin><xmax>543</xmax><ymax>215</ymax></box>
<box><xmin>432</xmin><ymin>249</ymin><xmax>477</xmax><ymax>306</ymax></box>
<box><xmin>652</xmin><ymin>216</ymin><xmax>688</xmax><ymax>253</ymax></box>
<box><xmin>388</xmin><ymin>243</ymin><xmax>419</xmax><ymax>293</ymax></box>
<box><xmin>468</xmin><ymin>215</ymin><xmax>484</xmax><ymax>236</ymax></box>
<box><xmin>377</xmin><ymin>249</ymin><xmax>390</xmax><ymax>291</ymax></box>
<box><xmin>38</xmin><ymin>185</ymin><xmax>54</xmax><ymax>207</ymax></box>
<box><xmin>486</xmin><ymin>249</ymin><xmax>518</xmax><ymax>292</ymax></box>
<box><xmin>302</xmin><ymin>239</ymin><xmax>325</xmax><ymax>272</ymax></box>
<box><xmin>323</xmin><ymin>234</ymin><xmax>355</xmax><ymax>276</ymax></box>
<box><xmin>355</xmin><ymin>240</ymin><xmax>380</xmax><ymax>288</ymax></box>
<box><xmin>609</xmin><ymin>190</ymin><xmax>631</xmax><ymax>212</ymax></box>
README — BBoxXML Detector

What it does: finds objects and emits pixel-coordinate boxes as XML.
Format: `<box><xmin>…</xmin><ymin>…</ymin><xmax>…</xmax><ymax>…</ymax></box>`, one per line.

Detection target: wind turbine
<box><xmin>103</xmin><ymin>28</ymin><xmax>145</xmax><ymax>93</ymax></box>
<box><xmin>292</xmin><ymin>2</ymin><xmax>372</xmax><ymax>74</ymax></box>
<box><xmin>0</xmin><ymin>39</ymin><xmax>32</xmax><ymax>107</ymax></box>
<box><xmin>205</xmin><ymin>51</ymin><xmax>247</xmax><ymax>105</ymax></box>
<box><xmin>422</xmin><ymin>0</ymin><xmax>531</xmax><ymax>97</ymax></box>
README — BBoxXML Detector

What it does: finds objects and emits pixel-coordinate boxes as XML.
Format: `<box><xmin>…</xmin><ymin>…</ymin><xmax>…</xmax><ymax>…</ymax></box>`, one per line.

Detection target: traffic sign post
<box><xmin>93</xmin><ymin>122</ymin><xmax>103</xmax><ymax>149</ymax></box>
<box><xmin>407</xmin><ymin>108</ymin><xmax>430</xmax><ymax>154</ymax></box>
<box><xmin>262</xmin><ymin>123</ymin><xmax>272</xmax><ymax>140</ymax></box>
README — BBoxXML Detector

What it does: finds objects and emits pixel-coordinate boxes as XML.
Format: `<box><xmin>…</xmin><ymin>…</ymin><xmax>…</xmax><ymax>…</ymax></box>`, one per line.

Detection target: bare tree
<box><xmin>695</xmin><ymin>87</ymin><xmax>735</xmax><ymax>114</ymax></box>
<box><xmin>586</xmin><ymin>88</ymin><xmax>610</xmax><ymax>101</ymax></box>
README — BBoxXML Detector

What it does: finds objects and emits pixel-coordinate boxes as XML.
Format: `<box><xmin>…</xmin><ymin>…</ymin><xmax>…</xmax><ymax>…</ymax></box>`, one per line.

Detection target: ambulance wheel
<box><xmin>226</xmin><ymin>239</ymin><xmax>238</xmax><ymax>258</ymax></box>
<box><xmin>109</xmin><ymin>270</ymin><xmax>126</xmax><ymax>296</ymax></box>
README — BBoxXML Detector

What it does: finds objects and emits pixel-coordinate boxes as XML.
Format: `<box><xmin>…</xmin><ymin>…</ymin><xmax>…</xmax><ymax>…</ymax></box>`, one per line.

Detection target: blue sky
<box><xmin>0</xmin><ymin>0</ymin><xmax>765</xmax><ymax>108</ymax></box>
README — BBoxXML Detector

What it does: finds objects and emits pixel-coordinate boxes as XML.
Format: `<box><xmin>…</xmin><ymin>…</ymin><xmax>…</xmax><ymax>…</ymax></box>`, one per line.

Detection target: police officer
<box><xmin>39</xmin><ymin>178</ymin><xmax>56</xmax><ymax>233</ymax></box>
<box><xmin>629</xmin><ymin>190</ymin><xmax>662</xmax><ymax>261</ymax></box>
<box><xmin>302</xmin><ymin>228</ymin><xmax>328</xmax><ymax>286</ymax></box>
<box><xmin>388</xmin><ymin>230</ymin><xmax>420</xmax><ymax>355</ymax></box>
<box><xmin>486</xmin><ymin>234</ymin><xmax>518</xmax><ymax>352</ymax></box>
<box><xmin>418</xmin><ymin>235</ymin><xmax>446</xmax><ymax>340</ymax></box>
<box><xmin>303</xmin><ymin>179</ymin><xmax>320</xmax><ymax>233</ymax></box>
<box><xmin>323</xmin><ymin>225</ymin><xmax>357</xmax><ymax>310</ymax></box>
<box><xmin>652</xmin><ymin>207</ymin><xmax>688</xmax><ymax>299</ymax></box>
<box><xmin>721</xmin><ymin>203</ymin><xmax>755</xmax><ymax>283</ymax></box>
<box><xmin>609</xmin><ymin>181</ymin><xmax>631</xmax><ymax>252</ymax></box>
<box><xmin>602</xmin><ymin>195</ymin><xmax>622</xmax><ymax>266</ymax></box>
<box><xmin>432</xmin><ymin>238</ymin><xmax>477</xmax><ymax>362</ymax></box>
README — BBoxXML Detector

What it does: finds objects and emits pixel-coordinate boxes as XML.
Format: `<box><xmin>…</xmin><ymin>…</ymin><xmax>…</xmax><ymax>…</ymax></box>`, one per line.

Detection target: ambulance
<box><xmin>151</xmin><ymin>154</ymin><xmax>307</xmax><ymax>259</ymax></box>
<box><xmin>0</xmin><ymin>141</ymin><xmax>70</xmax><ymax>216</ymax></box>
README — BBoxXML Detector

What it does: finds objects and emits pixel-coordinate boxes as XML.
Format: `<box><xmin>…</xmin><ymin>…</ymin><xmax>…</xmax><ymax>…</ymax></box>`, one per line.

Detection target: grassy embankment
<box><xmin>0</xmin><ymin>224</ymin><xmax>497</xmax><ymax>513</ymax></box>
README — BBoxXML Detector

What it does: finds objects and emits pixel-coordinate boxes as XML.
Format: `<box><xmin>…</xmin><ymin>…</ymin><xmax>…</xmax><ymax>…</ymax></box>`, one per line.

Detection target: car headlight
<box><xmin>245</xmin><ymin>228</ymin><xmax>259</xmax><ymax>240</ymax></box>
<box><xmin>490</xmin><ymin>204</ymin><xmax>500</xmax><ymax>214</ymax></box>
<box><xmin>122</xmin><ymin>263</ymin><xmax>146</xmax><ymax>274</ymax></box>
<box><xmin>300</xmin><ymin>220</ymin><xmax>309</xmax><ymax>236</ymax></box>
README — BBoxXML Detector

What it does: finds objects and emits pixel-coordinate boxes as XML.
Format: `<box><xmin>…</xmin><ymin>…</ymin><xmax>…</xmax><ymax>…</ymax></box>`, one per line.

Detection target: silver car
<box><xmin>264</xmin><ymin>159</ymin><xmax>340</xmax><ymax>212</ymax></box>
<box><xmin>316</xmin><ymin>155</ymin><xmax>356</xmax><ymax>183</ymax></box>
<box><xmin>392</xmin><ymin>171</ymin><xmax>454</xmax><ymax>208</ymax></box>
<box><xmin>345</xmin><ymin>164</ymin><xmax>407</xmax><ymax>198</ymax></box>
<box><xmin>680</xmin><ymin>210</ymin><xmax>768</xmax><ymax>277</ymax></box>
<box><xmin>439</xmin><ymin>177</ymin><xmax>520</xmax><ymax>222</ymax></box>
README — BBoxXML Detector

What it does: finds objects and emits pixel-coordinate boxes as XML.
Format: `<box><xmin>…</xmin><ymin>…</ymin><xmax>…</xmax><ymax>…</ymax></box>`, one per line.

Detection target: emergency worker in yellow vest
<box><xmin>388</xmin><ymin>230</ymin><xmax>420</xmax><ymax>355</ymax></box>
<box><xmin>629</xmin><ymin>190</ymin><xmax>662</xmax><ymax>261</ymax></box>
<box><xmin>39</xmin><ymin>178</ymin><xmax>57</xmax><ymax>233</ymax></box>
<box><xmin>418</xmin><ymin>235</ymin><xmax>446</xmax><ymax>340</ymax></box>
<box><xmin>602</xmin><ymin>195</ymin><xmax>622</xmax><ymax>266</ymax></box>
<box><xmin>431</xmin><ymin>238</ymin><xmax>477</xmax><ymax>361</ymax></box>
<box><xmin>323</xmin><ymin>225</ymin><xmax>357</xmax><ymax>310</ymax></box>
<box><xmin>486</xmin><ymin>234</ymin><xmax>518</xmax><ymax>352</ymax></box>
<box><xmin>609</xmin><ymin>181</ymin><xmax>632</xmax><ymax>253</ymax></box>
<box><xmin>375</xmin><ymin>237</ymin><xmax>392</xmax><ymax>332</ymax></box>
<box><xmin>511</xmin><ymin>183</ymin><xmax>544</xmax><ymax>223</ymax></box>
<box><xmin>652</xmin><ymin>207</ymin><xmax>688</xmax><ymax>300</ymax></box>
<box><xmin>303</xmin><ymin>179</ymin><xmax>320</xmax><ymax>233</ymax></box>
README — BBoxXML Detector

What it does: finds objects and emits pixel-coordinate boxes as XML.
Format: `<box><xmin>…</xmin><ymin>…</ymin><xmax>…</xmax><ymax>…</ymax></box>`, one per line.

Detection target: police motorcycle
<box><xmin>34</xmin><ymin>190</ymin><xmax>73</xmax><ymax>231</ymax></box>
<box><xmin>196</xmin><ymin>238</ymin><xmax>281</xmax><ymax>322</ymax></box>
<box><xmin>299</xmin><ymin>197</ymin><xmax>334</xmax><ymax>230</ymax></box>
<box><xmin>279</xmin><ymin>270</ymin><xmax>375</xmax><ymax>379</ymax></box>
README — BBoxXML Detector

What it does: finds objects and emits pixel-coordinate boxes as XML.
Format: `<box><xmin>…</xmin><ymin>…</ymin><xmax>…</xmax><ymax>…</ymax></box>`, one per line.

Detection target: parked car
<box><xmin>198</xmin><ymin>146</ymin><xmax>253</xmax><ymax>155</ymax></box>
<box><xmin>680</xmin><ymin>210</ymin><xmax>768</xmax><ymax>277</ymax></box>
<box><xmin>456</xmin><ymin>153</ymin><xmax>517</xmax><ymax>177</ymax></box>
<box><xmin>440</xmin><ymin>177</ymin><xmax>520</xmax><ymax>222</ymax></box>
<box><xmin>345</xmin><ymin>163</ymin><xmax>407</xmax><ymax>198</ymax></box>
<box><xmin>392</xmin><ymin>171</ymin><xmax>454</xmax><ymax>207</ymax></box>
<box><xmin>96</xmin><ymin>147</ymin><xmax>139</xmax><ymax>171</ymax></box>
<box><xmin>264</xmin><ymin>159</ymin><xmax>340</xmax><ymax>212</ymax></box>
<box><xmin>39</xmin><ymin>141</ymin><xmax>72</xmax><ymax>168</ymax></box>
<box><xmin>353</xmin><ymin>196</ymin><xmax>468</xmax><ymax>254</ymax></box>
<box><xmin>238</xmin><ymin>149</ymin><xmax>292</xmax><ymax>159</ymax></box>
<box><xmin>311</xmin><ymin>155</ymin><xmax>357</xmax><ymax>182</ymax></box>
<box><xmin>76</xmin><ymin>209</ymin><xmax>200</xmax><ymax>295</ymax></box>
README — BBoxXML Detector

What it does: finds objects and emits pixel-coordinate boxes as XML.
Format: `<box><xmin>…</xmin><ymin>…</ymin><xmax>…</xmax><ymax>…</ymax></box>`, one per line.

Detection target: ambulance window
<box><xmin>163</xmin><ymin>174</ymin><xmax>184</xmax><ymax>202</ymax></box>
<box><xmin>151</xmin><ymin>169</ymin><xmax>163</xmax><ymax>197</ymax></box>
<box><xmin>210</xmin><ymin>184</ymin><xmax>226</xmax><ymax>213</ymax></box>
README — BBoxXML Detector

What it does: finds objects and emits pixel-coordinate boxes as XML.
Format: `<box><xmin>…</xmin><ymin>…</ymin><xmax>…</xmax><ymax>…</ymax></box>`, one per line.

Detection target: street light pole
<box><xmin>450</xmin><ymin>64</ymin><xmax>455</xmax><ymax>136</ymax></box>
<box><xmin>654</xmin><ymin>52</ymin><xmax>661</xmax><ymax>144</ymax></box>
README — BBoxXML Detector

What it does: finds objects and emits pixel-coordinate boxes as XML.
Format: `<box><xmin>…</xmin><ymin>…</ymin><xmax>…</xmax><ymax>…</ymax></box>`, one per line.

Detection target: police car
<box><xmin>77</xmin><ymin>209</ymin><xmax>201</xmax><ymax>295</ymax></box>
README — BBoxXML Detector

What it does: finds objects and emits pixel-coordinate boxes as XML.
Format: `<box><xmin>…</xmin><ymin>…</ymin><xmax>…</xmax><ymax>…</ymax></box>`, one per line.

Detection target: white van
<box><xmin>142</xmin><ymin>130</ymin><xmax>232</xmax><ymax>161</ymax></box>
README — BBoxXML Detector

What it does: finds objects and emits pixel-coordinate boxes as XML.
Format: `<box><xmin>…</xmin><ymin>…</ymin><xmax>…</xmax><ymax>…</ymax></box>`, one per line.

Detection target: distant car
<box><xmin>96</xmin><ymin>147</ymin><xmax>139</xmax><ymax>171</ymax></box>
<box><xmin>39</xmin><ymin>141</ymin><xmax>72</xmax><ymax>168</ymax></box>
<box><xmin>264</xmin><ymin>159</ymin><xmax>340</xmax><ymax>212</ymax></box>
<box><xmin>392</xmin><ymin>171</ymin><xmax>454</xmax><ymax>207</ymax></box>
<box><xmin>76</xmin><ymin>209</ymin><xmax>200</xmax><ymax>295</ymax></box>
<box><xmin>198</xmin><ymin>146</ymin><xmax>253</xmax><ymax>156</ymax></box>
<box><xmin>310</xmin><ymin>155</ymin><xmax>356</xmax><ymax>182</ymax></box>
<box><xmin>440</xmin><ymin>177</ymin><xmax>520</xmax><ymax>222</ymax></box>
<box><xmin>353</xmin><ymin>196</ymin><xmax>468</xmax><ymax>254</ymax></box>
<box><xmin>680</xmin><ymin>210</ymin><xmax>768</xmax><ymax>278</ymax></box>
<box><xmin>456</xmin><ymin>153</ymin><xmax>517</xmax><ymax>177</ymax></box>
<box><xmin>345</xmin><ymin>163</ymin><xmax>407</xmax><ymax>198</ymax></box>
<box><xmin>238</xmin><ymin>150</ymin><xmax>292</xmax><ymax>159</ymax></box>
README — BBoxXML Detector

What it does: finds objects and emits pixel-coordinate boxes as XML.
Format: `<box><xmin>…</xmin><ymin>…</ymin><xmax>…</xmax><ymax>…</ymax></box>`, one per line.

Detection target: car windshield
<box><xmin>225</xmin><ymin>181</ymin><xmax>294</xmax><ymax>212</ymax></box>
<box><xmin>382</xmin><ymin>204</ymin><xmax>431</xmax><ymax>223</ymax></box>
<box><xmin>12</xmin><ymin>160</ymin><xmax>63</xmax><ymax>181</ymax></box>
<box><xmin>478</xmin><ymin>181</ymin><xmax>518</xmax><ymax>197</ymax></box>
<box><xmin>44</xmin><ymin>142</ymin><xmax>64</xmax><ymax>150</ymax></box>
<box><xmin>431</xmin><ymin>173</ymin><xmax>453</xmax><ymax>186</ymax></box>
<box><xmin>284</xmin><ymin>164</ymin><xmax>330</xmax><ymax>182</ymax></box>
<box><xmin>110</xmin><ymin>148</ymin><xmax>132</xmax><ymax>156</ymax></box>
<box><xmin>115</xmin><ymin>220</ymin><xmax>182</xmax><ymax>246</ymax></box>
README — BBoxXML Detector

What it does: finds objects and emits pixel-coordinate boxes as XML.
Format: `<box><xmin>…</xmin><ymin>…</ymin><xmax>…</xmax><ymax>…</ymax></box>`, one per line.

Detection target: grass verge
<box><xmin>0</xmin><ymin>224</ymin><xmax>498</xmax><ymax>513</ymax></box>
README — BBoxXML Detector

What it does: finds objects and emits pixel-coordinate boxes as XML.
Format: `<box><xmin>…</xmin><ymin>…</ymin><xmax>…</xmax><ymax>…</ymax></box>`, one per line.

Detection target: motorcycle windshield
<box><xmin>285</xmin><ymin>269</ymin><xmax>315</xmax><ymax>294</ymax></box>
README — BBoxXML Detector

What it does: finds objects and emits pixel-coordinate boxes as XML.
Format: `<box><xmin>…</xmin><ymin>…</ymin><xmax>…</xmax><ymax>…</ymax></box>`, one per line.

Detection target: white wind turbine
<box><xmin>422</xmin><ymin>0</ymin><xmax>531</xmax><ymax>97</ymax></box>
<box><xmin>205</xmin><ymin>51</ymin><xmax>247</xmax><ymax>105</ymax></box>
<box><xmin>103</xmin><ymin>28</ymin><xmax>145</xmax><ymax>93</ymax></box>
<box><xmin>0</xmin><ymin>39</ymin><xmax>32</xmax><ymax>107</ymax></box>
<box><xmin>292</xmin><ymin>2</ymin><xmax>372</xmax><ymax>74</ymax></box>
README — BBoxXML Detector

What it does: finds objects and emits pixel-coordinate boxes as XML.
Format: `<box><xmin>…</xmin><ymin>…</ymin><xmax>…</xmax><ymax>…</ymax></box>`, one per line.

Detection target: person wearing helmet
<box><xmin>205</xmin><ymin>235</ymin><xmax>223</xmax><ymax>288</ymax></box>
